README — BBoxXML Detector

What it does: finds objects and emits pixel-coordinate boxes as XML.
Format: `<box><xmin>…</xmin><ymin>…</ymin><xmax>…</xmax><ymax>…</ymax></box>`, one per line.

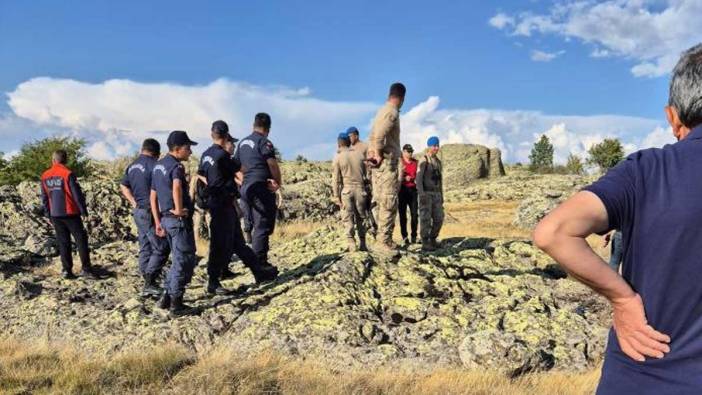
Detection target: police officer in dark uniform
<box><xmin>150</xmin><ymin>130</ymin><xmax>198</xmax><ymax>317</ymax></box>
<box><xmin>120</xmin><ymin>138</ymin><xmax>170</xmax><ymax>297</ymax></box>
<box><xmin>199</xmin><ymin>120</ymin><xmax>276</xmax><ymax>294</ymax></box>
<box><xmin>234</xmin><ymin>113</ymin><xmax>280</xmax><ymax>277</ymax></box>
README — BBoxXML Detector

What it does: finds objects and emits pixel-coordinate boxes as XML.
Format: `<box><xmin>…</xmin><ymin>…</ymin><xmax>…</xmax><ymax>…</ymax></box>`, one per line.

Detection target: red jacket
<box><xmin>401</xmin><ymin>158</ymin><xmax>418</xmax><ymax>188</ymax></box>
<box><xmin>40</xmin><ymin>163</ymin><xmax>87</xmax><ymax>217</ymax></box>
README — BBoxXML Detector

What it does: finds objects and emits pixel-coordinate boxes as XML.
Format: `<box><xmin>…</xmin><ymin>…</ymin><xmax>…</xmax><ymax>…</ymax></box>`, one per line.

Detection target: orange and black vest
<box><xmin>40</xmin><ymin>163</ymin><xmax>87</xmax><ymax>217</ymax></box>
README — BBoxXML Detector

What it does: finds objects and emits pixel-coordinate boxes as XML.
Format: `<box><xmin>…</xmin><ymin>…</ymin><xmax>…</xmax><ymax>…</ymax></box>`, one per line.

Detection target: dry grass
<box><xmin>0</xmin><ymin>339</ymin><xmax>599</xmax><ymax>394</ymax></box>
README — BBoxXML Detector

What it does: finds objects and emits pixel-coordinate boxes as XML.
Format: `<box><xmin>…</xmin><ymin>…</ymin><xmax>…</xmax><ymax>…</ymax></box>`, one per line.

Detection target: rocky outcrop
<box><xmin>0</xmin><ymin>225</ymin><xmax>610</xmax><ymax>374</ymax></box>
<box><xmin>439</xmin><ymin>144</ymin><xmax>505</xmax><ymax>189</ymax></box>
<box><xmin>278</xmin><ymin>160</ymin><xmax>337</xmax><ymax>222</ymax></box>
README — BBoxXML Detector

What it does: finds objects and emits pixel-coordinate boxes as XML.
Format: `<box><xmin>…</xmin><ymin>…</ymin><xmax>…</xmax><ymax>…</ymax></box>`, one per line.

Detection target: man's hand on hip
<box><xmin>612</xmin><ymin>293</ymin><xmax>671</xmax><ymax>362</ymax></box>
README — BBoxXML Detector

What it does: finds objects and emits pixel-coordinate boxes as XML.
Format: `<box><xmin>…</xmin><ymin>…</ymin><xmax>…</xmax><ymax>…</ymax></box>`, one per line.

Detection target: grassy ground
<box><xmin>0</xmin><ymin>340</ymin><xmax>600</xmax><ymax>394</ymax></box>
<box><xmin>10</xmin><ymin>199</ymin><xmax>608</xmax><ymax>394</ymax></box>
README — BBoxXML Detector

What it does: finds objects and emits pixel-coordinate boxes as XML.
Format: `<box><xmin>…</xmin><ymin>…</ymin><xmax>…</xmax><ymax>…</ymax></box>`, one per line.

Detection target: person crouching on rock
<box><xmin>120</xmin><ymin>138</ymin><xmax>170</xmax><ymax>298</ymax></box>
<box><xmin>150</xmin><ymin>130</ymin><xmax>199</xmax><ymax>317</ymax></box>
<box><xmin>332</xmin><ymin>131</ymin><xmax>369</xmax><ymax>252</ymax></box>
<box><xmin>417</xmin><ymin>136</ymin><xmax>444</xmax><ymax>252</ymax></box>
<box><xmin>41</xmin><ymin>150</ymin><xmax>99</xmax><ymax>280</ymax></box>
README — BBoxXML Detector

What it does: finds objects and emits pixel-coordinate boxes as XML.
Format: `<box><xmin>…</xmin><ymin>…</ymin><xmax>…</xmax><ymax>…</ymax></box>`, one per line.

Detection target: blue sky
<box><xmin>1</xmin><ymin>0</ymin><xmax>698</xmax><ymax>162</ymax></box>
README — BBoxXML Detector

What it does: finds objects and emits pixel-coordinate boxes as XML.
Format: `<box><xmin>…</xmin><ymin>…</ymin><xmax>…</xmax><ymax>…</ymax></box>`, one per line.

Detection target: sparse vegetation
<box><xmin>0</xmin><ymin>137</ymin><xmax>91</xmax><ymax>185</ymax></box>
<box><xmin>565</xmin><ymin>154</ymin><xmax>585</xmax><ymax>175</ymax></box>
<box><xmin>529</xmin><ymin>135</ymin><xmax>554</xmax><ymax>173</ymax></box>
<box><xmin>0</xmin><ymin>339</ymin><xmax>600</xmax><ymax>394</ymax></box>
<box><xmin>588</xmin><ymin>138</ymin><xmax>624</xmax><ymax>172</ymax></box>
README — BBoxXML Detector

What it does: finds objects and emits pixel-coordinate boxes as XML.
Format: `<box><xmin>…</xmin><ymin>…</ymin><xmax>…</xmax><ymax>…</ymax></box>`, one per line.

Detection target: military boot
<box><xmin>169</xmin><ymin>295</ymin><xmax>198</xmax><ymax>318</ymax></box>
<box><xmin>158</xmin><ymin>292</ymin><xmax>171</xmax><ymax>310</ymax></box>
<box><xmin>347</xmin><ymin>238</ymin><xmax>358</xmax><ymax>252</ymax></box>
<box><xmin>403</xmin><ymin>237</ymin><xmax>411</xmax><ymax>247</ymax></box>
<box><xmin>207</xmin><ymin>278</ymin><xmax>230</xmax><ymax>296</ymax></box>
<box><xmin>252</xmin><ymin>264</ymin><xmax>279</xmax><ymax>284</ymax></box>
<box><xmin>422</xmin><ymin>239</ymin><xmax>436</xmax><ymax>252</ymax></box>
<box><xmin>142</xmin><ymin>273</ymin><xmax>162</xmax><ymax>298</ymax></box>
<box><xmin>374</xmin><ymin>239</ymin><xmax>400</xmax><ymax>257</ymax></box>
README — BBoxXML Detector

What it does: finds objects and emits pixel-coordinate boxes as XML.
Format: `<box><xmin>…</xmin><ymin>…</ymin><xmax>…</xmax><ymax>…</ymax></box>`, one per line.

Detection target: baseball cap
<box><xmin>226</xmin><ymin>134</ymin><xmax>239</xmax><ymax>143</ymax></box>
<box><xmin>338</xmin><ymin>132</ymin><xmax>349</xmax><ymax>140</ymax></box>
<box><xmin>346</xmin><ymin>126</ymin><xmax>359</xmax><ymax>135</ymax></box>
<box><xmin>427</xmin><ymin>136</ymin><xmax>440</xmax><ymax>147</ymax></box>
<box><xmin>167</xmin><ymin>130</ymin><xmax>198</xmax><ymax>147</ymax></box>
<box><xmin>402</xmin><ymin>144</ymin><xmax>414</xmax><ymax>152</ymax></box>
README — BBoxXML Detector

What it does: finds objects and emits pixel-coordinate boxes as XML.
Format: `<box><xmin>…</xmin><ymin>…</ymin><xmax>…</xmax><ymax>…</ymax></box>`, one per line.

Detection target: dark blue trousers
<box><xmin>208</xmin><ymin>203</ymin><xmax>261</xmax><ymax>279</ymax></box>
<box><xmin>162</xmin><ymin>216</ymin><xmax>197</xmax><ymax>298</ymax></box>
<box><xmin>133</xmin><ymin>208</ymin><xmax>169</xmax><ymax>276</ymax></box>
<box><xmin>243</xmin><ymin>183</ymin><xmax>277</xmax><ymax>265</ymax></box>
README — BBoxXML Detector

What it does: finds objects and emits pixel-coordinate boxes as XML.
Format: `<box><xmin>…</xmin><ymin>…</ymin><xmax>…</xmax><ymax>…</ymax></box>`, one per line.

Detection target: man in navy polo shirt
<box><xmin>234</xmin><ymin>113</ymin><xmax>280</xmax><ymax>280</ymax></box>
<box><xmin>150</xmin><ymin>130</ymin><xmax>198</xmax><ymax>317</ymax></box>
<box><xmin>534</xmin><ymin>43</ymin><xmax>702</xmax><ymax>393</ymax></box>
<box><xmin>120</xmin><ymin>138</ymin><xmax>169</xmax><ymax>298</ymax></box>
<box><xmin>199</xmin><ymin>120</ymin><xmax>276</xmax><ymax>294</ymax></box>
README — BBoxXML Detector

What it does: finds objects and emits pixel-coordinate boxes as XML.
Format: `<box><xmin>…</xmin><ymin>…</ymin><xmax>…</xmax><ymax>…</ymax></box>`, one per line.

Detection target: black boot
<box><xmin>80</xmin><ymin>266</ymin><xmax>100</xmax><ymax>280</ymax></box>
<box><xmin>169</xmin><ymin>295</ymin><xmax>198</xmax><ymax>317</ymax></box>
<box><xmin>142</xmin><ymin>273</ymin><xmax>162</xmax><ymax>298</ymax></box>
<box><xmin>207</xmin><ymin>278</ymin><xmax>230</xmax><ymax>296</ymax></box>
<box><xmin>158</xmin><ymin>292</ymin><xmax>171</xmax><ymax>310</ymax></box>
<box><xmin>62</xmin><ymin>270</ymin><xmax>77</xmax><ymax>280</ymax></box>
<box><xmin>252</xmin><ymin>264</ymin><xmax>279</xmax><ymax>284</ymax></box>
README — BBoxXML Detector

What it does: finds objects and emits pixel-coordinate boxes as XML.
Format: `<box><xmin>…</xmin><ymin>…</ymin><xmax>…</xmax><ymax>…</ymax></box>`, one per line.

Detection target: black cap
<box><xmin>167</xmin><ymin>130</ymin><xmax>198</xmax><ymax>147</ymax></box>
<box><xmin>211</xmin><ymin>120</ymin><xmax>229</xmax><ymax>137</ymax></box>
<box><xmin>226</xmin><ymin>134</ymin><xmax>238</xmax><ymax>143</ymax></box>
<box><xmin>402</xmin><ymin>144</ymin><xmax>414</xmax><ymax>152</ymax></box>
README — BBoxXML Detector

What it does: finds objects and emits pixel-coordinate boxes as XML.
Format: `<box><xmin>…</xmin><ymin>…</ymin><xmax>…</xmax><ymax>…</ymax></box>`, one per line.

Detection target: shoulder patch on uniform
<box><xmin>240</xmin><ymin>139</ymin><xmax>255</xmax><ymax>149</ymax></box>
<box><xmin>128</xmin><ymin>163</ymin><xmax>146</xmax><ymax>173</ymax></box>
<box><xmin>154</xmin><ymin>164</ymin><xmax>167</xmax><ymax>175</ymax></box>
<box><xmin>202</xmin><ymin>156</ymin><xmax>215</xmax><ymax>166</ymax></box>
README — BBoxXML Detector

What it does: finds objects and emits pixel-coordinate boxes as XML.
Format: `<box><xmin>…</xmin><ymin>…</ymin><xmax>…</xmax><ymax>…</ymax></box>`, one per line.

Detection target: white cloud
<box><xmin>640</xmin><ymin>125</ymin><xmax>675</xmax><ymax>148</ymax></box>
<box><xmin>530</xmin><ymin>50</ymin><xmax>565</xmax><ymax>62</ymax></box>
<box><xmin>400</xmin><ymin>97</ymin><xmax>669</xmax><ymax>164</ymax></box>
<box><xmin>6</xmin><ymin>77</ymin><xmax>377</xmax><ymax>160</ymax></box>
<box><xmin>490</xmin><ymin>0</ymin><xmax>702</xmax><ymax>77</ymax></box>
<box><xmin>1</xmin><ymin>78</ymin><xmax>674</xmax><ymax>163</ymax></box>
<box><xmin>489</xmin><ymin>13</ymin><xmax>514</xmax><ymax>29</ymax></box>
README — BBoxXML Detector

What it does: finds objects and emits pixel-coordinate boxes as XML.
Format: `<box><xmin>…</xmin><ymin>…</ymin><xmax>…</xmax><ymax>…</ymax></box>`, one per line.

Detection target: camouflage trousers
<box><xmin>419</xmin><ymin>191</ymin><xmax>444</xmax><ymax>240</ymax></box>
<box><xmin>340</xmin><ymin>186</ymin><xmax>369</xmax><ymax>240</ymax></box>
<box><xmin>371</xmin><ymin>159</ymin><xmax>400</xmax><ymax>243</ymax></box>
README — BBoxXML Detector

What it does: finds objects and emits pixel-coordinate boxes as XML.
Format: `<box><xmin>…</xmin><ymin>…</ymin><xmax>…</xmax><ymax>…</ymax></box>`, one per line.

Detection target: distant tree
<box><xmin>588</xmin><ymin>138</ymin><xmax>624</xmax><ymax>172</ymax></box>
<box><xmin>0</xmin><ymin>152</ymin><xmax>7</xmax><ymax>172</ymax></box>
<box><xmin>0</xmin><ymin>137</ymin><xmax>90</xmax><ymax>185</ymax></box>
<box><xmin>295</xmin><ymin>154</ymin><xmax>308</xmax><ymax>163</ymax></box>
<box><xmin>565</xmin><ymin>154</ymin><xmax>585</xmax><ymax>175</ymax></box>
<box><xmin>529</xmin><ymin>135</ymin><xmax>554</xmax><ymax>172</ymax></box>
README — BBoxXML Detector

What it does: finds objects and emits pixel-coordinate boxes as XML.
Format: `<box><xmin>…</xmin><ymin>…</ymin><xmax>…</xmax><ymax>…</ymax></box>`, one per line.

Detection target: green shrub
<box><xmin>565</xmin><ymin>154</ymin><xmax>585</xmax><ymax>175</ymax></box>
<box><xmin>0</xmin><ymin>137</ymin><xmax>91</xmax><ymax>186</ymax></box>
<box><xmin>588</xmin><ymin>138</ymin><xmax>624</xmax><ymax>171</ymax></box>
<box><xmin>529</xmin><ymin>135</ymin><xmax>554</xmax><ymax>172</ymax></box>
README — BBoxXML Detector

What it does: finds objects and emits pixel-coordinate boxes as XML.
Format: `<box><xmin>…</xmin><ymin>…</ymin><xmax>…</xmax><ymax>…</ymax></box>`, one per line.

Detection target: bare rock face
<box><xmin>439</xmin><ymin>144</ymin><xmax>505</xmax><ymax>189</ymax></box>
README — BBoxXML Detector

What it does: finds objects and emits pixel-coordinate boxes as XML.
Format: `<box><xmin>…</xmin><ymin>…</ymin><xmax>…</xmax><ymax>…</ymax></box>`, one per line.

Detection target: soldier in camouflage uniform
<box><xmin>332</xmin><ymin>133</ymin><xmax>369</xmax><ymax>252</ymax></box>
<box><xmin>416</xmin><ymin>136</ymin><xmax>444</xmax><ymax>251</ymax></box>
<box><xmin>347</xmin><ymin>126</ymin><xmax>377</xmax><ymax>239</ymax></box>
<box><xmin>367</xmin><ymin>82</ymin><xmax>406</xmax><ymax>254</ymax></box>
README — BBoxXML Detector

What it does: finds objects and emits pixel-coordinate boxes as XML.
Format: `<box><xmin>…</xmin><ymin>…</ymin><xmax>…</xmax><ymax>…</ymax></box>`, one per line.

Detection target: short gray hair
<box><xmin>669</xmin><ymin>43</ymin><xmax>702</xmax><ymax>128</ymax></box>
